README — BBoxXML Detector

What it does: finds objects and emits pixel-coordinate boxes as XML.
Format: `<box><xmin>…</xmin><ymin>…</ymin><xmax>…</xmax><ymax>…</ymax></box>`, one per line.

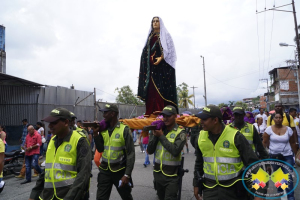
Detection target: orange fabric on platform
<box><xmin>121</xmin><ymin>115</ymin><xmax>200</xmax><ymax>129</ymax></box>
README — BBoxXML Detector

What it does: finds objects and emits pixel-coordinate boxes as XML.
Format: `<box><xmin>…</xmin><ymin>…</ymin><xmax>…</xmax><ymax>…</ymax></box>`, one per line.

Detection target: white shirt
<box><xmin>293</xmin><ymin>117</ymin><xmax>300</xmax><ymax>137</ymax></box>
<box><xmin>265</xmin><ymin>126</ymin><xmax>293</xmax><ymax>156</ymax></box>
<box><xmin>257</xmin><ymin>113</ymin><xmax>268</xmax><ymax>127</ymax></box>
<box><xmin>253</xmin><ymin>123</ymin><xmax>265</xmax><ymax>134</ymax></box>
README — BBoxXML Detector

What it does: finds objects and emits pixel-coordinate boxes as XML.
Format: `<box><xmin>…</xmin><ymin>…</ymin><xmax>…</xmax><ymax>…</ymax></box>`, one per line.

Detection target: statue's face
<box><xmin>152</xmin><ymin>17</ymin><xmax>160</xmax><ymax>30</ymax></box>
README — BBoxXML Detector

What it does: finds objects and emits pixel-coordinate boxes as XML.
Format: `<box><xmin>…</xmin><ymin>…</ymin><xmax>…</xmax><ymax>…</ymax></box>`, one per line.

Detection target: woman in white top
<box><xmin>263</xmin><ymin>113</ymin><xmax>297</xmax><ymax>200</ymax></box>
<box><xmin>253</xmin><ymin>117</ymin><xmax>265</xmax><ymax>140</ymax></box>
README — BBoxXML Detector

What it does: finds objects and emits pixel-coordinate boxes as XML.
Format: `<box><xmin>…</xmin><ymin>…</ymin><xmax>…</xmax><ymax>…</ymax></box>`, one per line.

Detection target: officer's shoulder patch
<box><xmin>180</xmin><ymin>133</ymin><xmax>186</xmax><ymax>141</ymax></box>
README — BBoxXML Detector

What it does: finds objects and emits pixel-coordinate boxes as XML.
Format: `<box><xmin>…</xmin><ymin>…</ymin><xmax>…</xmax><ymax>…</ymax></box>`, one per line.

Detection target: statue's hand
<box><xmin>153</xmin><ymin>56</ymin><xmax>163</xmax><ymax>65</ymax></box>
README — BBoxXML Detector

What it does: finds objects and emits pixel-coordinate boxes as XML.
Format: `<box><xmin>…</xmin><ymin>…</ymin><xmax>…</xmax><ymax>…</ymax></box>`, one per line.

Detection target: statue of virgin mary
<box><xmin>138</xmin><ymin>16</ymin><xmax>178</xmax><ymax>115</ymax></box>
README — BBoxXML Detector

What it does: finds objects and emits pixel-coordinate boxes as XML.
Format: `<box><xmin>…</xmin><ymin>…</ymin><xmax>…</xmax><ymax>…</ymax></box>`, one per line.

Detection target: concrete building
<box><xmin>268</xmin><ymin>66</ymin><xmax>300</xmax><ymax>111</ymax></box>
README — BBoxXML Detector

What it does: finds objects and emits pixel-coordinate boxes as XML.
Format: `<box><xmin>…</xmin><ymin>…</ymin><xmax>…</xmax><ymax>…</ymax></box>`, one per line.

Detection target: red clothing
<box><xmin>25</xmin><ymin>130</ymin><xmax>42</xmax><ymax>156</ymax></box>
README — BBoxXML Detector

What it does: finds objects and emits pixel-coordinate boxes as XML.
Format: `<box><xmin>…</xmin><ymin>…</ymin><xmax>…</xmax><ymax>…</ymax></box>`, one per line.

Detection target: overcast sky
<box><xmin>1</xmin><ymin>0</ymin><xmax>299</xmax><ymax>108</ymax></box>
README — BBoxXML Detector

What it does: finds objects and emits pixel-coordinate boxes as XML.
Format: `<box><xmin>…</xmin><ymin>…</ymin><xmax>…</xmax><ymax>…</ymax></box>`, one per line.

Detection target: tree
<box><xmin>228</xmin><ymin>101</ymin><xmax>235</xmax><ymax>107</ymax></box>
<box><xmin>177</xmin><ymin>82</ymin><xmax>194</xmax><ymax>108</ymax></box>
<box><xmin>218</xmin><ymin>103</ymin><xmax>227</xmax><ymax>108</ymax></box>
<box><xmin>115</xmin><ymin>86</ymin><xmax>144</xmax><ymax>105</ymax></box>
<box><xmin>235</xmin><ymin>101</ymin><xmax>248</xmax><ymax>110</ymax></box>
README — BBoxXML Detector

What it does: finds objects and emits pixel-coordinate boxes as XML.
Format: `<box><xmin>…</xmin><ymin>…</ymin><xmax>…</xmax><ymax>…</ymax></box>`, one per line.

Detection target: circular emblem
<box><xmin>115</xmin><ymin>133</ymin><xmax>120</xmax><ymax>139</ymax></box>
<box><xmin>64</xmin><ymin>144</ymin><xmax>72</xmax><ymax>152</ymax></box>
<box><xmin>242</xmin><ymin>159</ymin><xmax>299</xmax><ymax>199</ymax></box>
<box><xmin>170</xmin><ymin>133</ymin><xmax>176</xmax><ymax>139</ymax></box>
<box><xmin>245</xmin><ymin>128</ymin><xmax>250</xmax><ymax>133</ymax></box>
<box><xmin>223</xmin><ymin>140</ymin><xmax>230</xmax><ymax>148</ymax></box>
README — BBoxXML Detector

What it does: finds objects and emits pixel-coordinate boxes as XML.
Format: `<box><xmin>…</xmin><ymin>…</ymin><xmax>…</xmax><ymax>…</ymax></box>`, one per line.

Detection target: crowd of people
<box><xmin>0</xmin><ymin>102</ymin><xmax>299</xmax><ymax>199</ymax></box>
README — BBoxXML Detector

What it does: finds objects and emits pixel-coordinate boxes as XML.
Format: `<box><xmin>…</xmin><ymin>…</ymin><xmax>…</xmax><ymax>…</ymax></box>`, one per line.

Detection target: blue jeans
<box><xmin>142</xmin><ymin>144</ymin><xmax>150</xmax><ymax>165</ymax></box>
<box><xmin>272</xmin><ymin>155</ymin><xmax>295</xmax><ymax>200</ymax></box>
<box><xmin>25</xmin><ymin>154</ymin><xmax>42</xmax><ymax>181</ymax></box>
<box><xmin>40</xmin><ymin>143</ymin><xmax>44</xmax><ymax>156</ymax></box>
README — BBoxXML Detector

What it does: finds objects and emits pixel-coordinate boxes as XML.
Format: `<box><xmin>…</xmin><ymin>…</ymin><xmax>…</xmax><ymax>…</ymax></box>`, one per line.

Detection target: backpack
<box><xmin>270</xmin><ymin>113</ymin><xmax>291</xmax><ymax>126</ymax></box>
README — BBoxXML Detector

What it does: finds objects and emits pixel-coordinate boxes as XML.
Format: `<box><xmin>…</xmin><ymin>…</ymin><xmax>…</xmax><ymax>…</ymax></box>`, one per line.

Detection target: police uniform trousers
<box><xmin>203</xmin><ymin>181</ymin><xmax>249</xmax><ymax>200</ymax></box>
<box><xmin>153</xmin><ymin>171</ymin><xmax>179</xmax><ymax>200</ymax></box>
<box><xmin>97</xmin><ymin>168</ymin><xmax>133</xmax><ymax>200</ymax></box>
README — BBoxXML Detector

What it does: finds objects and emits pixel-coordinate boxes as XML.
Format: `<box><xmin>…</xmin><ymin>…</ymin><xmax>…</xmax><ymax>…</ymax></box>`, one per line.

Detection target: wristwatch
<box><xmin>124</xmin><ymin>174</ymin><xmax>130</xmax><ymax>179</ymax></box>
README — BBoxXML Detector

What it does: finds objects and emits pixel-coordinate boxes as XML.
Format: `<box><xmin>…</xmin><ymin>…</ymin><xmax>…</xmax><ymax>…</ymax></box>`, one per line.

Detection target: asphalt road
<box><xmin>1</xmin><ymin>142</ymin><xmax>300</xmax><ymax>200</ymax></box>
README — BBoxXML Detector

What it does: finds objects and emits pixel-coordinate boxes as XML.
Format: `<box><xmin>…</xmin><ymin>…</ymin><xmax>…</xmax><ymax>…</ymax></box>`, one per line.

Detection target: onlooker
<box><xmin>0</xmin><ymin>125</ymin><xmax>7</xmax><ymax>151</ymax></box>
<box><xmin>36</xmin><ymin>122</ymin><xmax>45</xmax><ymax>159</ymax></box>
<box><xmin>257</xmin><ymin>108</ymin><xmax>268</xmax><ymax>128</ymax></box>
<box><xmin>137</xmin><ymin>129</ymin><xmax>144</xmax><ymax>153</ymax></box>
<box><xmin>77</xmin><ymin>120</ymin><xmax>83</xmax><ymax>128</ymax></box>
<box><xmin>244</xmin><ymin>111</ymin><xmax>255</xmax><ymax>124</ymax></box>
<box><xmin>139</xmin><ymin>131</ymin><xmax>150</xmax><ymax>167</ymax></box>
<box><xmin>289</xmin><ymin>108</ymin><xmax>300</xmax><ymax>148</ymax></box>
<box><xmin>265</xmin><ymin>110</ymin><xmax>269</xmax><ymax>117</ymax></box>
<box><xmin>21</xmin><ymin>125</ymin><xmax>42</xmax><ymax>184</ymax></box>
<box><xmin>20</xmin><ymin>119</ymin><xmax>29</xmax><ymax>146</ymax></box>
<box><xmin>263</xmin><ymin>112</ymin><xmax>297</xmax><ymax>200</ymax></box>
<box><xmin>253</xmin><ymin>117</ymin><xmax>265</xmax><ymax>139</ymax></box>
<box><xmin>0</xmin><ymin>138</ymin><xmax>5</xmax><ymax>194</ymax></box>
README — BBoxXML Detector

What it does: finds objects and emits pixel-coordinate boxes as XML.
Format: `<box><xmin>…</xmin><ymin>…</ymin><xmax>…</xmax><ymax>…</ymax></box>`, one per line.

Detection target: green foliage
<box><xmin>228</xmin><ymin>101</ymin><xmax>235</xmax><ymax>107</ymax></box>
<box><xmin>218</xmin><ymin>103</ymin><xmax>227</xmax><ymax>108</ymax></box>
<box><xmin>177</xmin><ymin>82</ymin><xmax>194</xmax><ymax>108</ymax></box>
<box><xmin>235</xmin><ymin>101</ymin><xmax>248</xmax><ymax>110</ymax></box>
<box><xmin>115</xmin><ymin>85</ymin><xmax>144</xmax><ymax>105</ymax></box>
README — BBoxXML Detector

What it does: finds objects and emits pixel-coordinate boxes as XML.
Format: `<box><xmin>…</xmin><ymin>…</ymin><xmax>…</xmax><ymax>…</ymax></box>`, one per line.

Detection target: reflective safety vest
<box><xmin>99</xmin><ymin>123</ymin><xmax>126</xmax><ymax>172</ymax></box>
<box><xmin>41</xmin><ymin>130</ymin><xmax>85</xmax><ymax>200</ymax></box>
<box><xmin>153</xmin><ymin>127</ymin><xmax>183</xmax><ymax>176</ymax></box>
<box><xmin>198</xmin><ymin>126</ymin><xmax>244</xmax><ymax>188</ymax></box>
<box><xmin>230</xmin><ymin>123</ymin><xmax>255</xmax><ymax>151</ymax></box>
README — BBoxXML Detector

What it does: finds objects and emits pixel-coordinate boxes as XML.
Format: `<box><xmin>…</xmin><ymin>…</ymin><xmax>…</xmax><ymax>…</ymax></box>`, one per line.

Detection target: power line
<box><xmin>205</xmin><ymin>72</ymin><xmax>258</xmax><ymax>91</ymax></box>
<box><xmin>263</xmin><ymin>0</ymin><xmax>267</xmax><ymax>78</ymax></box>
<box><xmin>267</xmin><ymin>1</ymin><xmax>275</xmax><ymax>74</ymax></box>
<box><xmin>209</xmin><ymin>69</ymin><xmax>260</xmax><ymax>86</ymax></box>
<box><xmin>256</xmin><ymin>0</ymin><xmax>261</xmax><ymax>79</ymax></box>
<box><xmin>96</xmin><ymin>88</ymin><xmax>117</xmax><ymax>97</ymax></box>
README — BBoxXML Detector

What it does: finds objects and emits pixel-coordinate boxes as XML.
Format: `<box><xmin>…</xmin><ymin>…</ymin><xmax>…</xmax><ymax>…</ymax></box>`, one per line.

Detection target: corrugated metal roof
<box><xmin>0</xmin><ymin>73</ymin><xmax>43</xmax><ymax>86</ymax></box>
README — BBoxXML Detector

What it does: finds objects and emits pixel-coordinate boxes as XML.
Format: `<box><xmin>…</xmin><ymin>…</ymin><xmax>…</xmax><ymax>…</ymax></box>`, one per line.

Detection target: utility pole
<box><xmin>292</xmin><ymin>0</ymin><xmax>300</xmax><ymax>64</ymax></box>
<box><xmin>200</xmin><ymin>55</ymin><xmax>207</xmax><ymax>106</ymax></box>
<box><xmin>94</xmin><ymin>87</ymin><xmax>97</xmax><ymax>121</ymax></box>
<box><xmin>259</xmin><ymin>79</ymin><xmax>269</xmax><ymax>110</ymax></box>
<box><xmin>190</xmin><ymin>86</ymin><xmax>198</xmax><ymax>109</ymax></box>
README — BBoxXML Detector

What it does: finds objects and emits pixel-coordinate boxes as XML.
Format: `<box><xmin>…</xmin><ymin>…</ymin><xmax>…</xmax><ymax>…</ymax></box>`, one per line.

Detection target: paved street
<box><xmin>1</xmin><ymin>142</ymin><xmax>300</xmax><ymax>200</ymax></box>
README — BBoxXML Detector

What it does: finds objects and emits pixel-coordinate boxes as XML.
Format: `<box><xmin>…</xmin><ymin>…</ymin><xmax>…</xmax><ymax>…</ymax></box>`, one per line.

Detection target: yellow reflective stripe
<box><xmin>45</xmin><ymin>163</ymin><xmax>76</xmax><ymax>171</ymax></box>
<box><xmin>156</xmin><ymin>145</ymin><xmax>162</xmax><ymax>150</ymax></box>
<box><xmin>203</xmin><ymin>157</ymin><xmax>214</xmax><ymax>163</ymax></box>
<box><xmin>110</xmin><ymin>146</ymin><xmax>125</xmax><ymax>151</ymax></box>
<box><xmin>154</xmin><ymin>158</ymin><xmax>160</xmax><ymax>163</ymax></box>
<box><xmin>162</xmin><ymin>160</ymin><xmax>181</xmax><ymax>166</ymax></box>
<box><xmin>44</xmin><ymin>177</ymin><xmax>76</xmax><ymax>188</ymax></box>
<box><xmin>104</xmin><ymin>146</ymin><xmax>109</xmax><ymax>150</ymax></box>
<box><xmin>215</xmin><ymin>157</ymin><xmax>241</xmax><ymax>163</ymax></box>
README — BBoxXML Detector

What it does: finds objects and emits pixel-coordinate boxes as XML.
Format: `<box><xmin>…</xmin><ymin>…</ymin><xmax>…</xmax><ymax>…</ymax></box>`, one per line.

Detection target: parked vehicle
<box><xmin>3</xmin><ymin>150</ymin><xmax>24</xmax><ymax>176</ymax></box>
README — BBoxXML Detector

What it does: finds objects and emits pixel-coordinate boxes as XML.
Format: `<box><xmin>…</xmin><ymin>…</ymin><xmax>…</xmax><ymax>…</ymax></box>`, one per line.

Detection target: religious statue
<box><xmin>138</xmin><ymin>16</ymin><xmax>178</xmax><ymax>116</ymax></box>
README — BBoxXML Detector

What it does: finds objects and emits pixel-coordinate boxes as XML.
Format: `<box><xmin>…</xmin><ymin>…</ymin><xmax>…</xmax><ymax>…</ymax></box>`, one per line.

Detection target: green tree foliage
<box><xmin>218</xmin><ymin>103</ymin><xmax>227</xmax><ymax>108</ymax></box>
<box><xmin>177</xmin><ymin>82</ymin><xmax>194</xmax><ymax>108</ymax></box>
<box><xmin>115</xmin><ymin>86</ymin><xmax>144</xmax><ymax>105</ymax></box>
<box><xmin>228</xmin><ymin>101</ymin><xmax>235</xmax><ymax>107</ymax></box>
<box><xmin>235</xmin><ymin>101</ymin><xmax>248</xmax><ymax>110</ymax></box>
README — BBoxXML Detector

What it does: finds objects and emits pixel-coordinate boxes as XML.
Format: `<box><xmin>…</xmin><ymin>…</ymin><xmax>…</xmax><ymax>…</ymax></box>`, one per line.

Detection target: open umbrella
<box><xmin>252</xmin><ymin>109</ymin><xmax>260</xmax><ymax>113</ymax></box>
<box><xmin>269</xmin><ymin>110</ymin><xmax>275</xmax><ymax>114</ymax></box>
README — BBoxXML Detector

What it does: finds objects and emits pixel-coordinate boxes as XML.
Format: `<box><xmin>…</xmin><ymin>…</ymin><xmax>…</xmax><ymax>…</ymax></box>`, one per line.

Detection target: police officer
<box><xmin>147</xmin><ymin>105</ymin><xmax>187</xmax><ymax>200</ymax></box>
<box><xmin>93</xmin><ymin>103</ymin><xmax>135</xmax><ymax>200</ymax></box>
<box><xmin>193</xmin><ymin>105</ymin><xmax>259</xmax><ymax>200</ymax></box>
<box><xmin>29</xmin><ymin>107</ymin><xmax>91</xmax><ymax>200</ymax></box>
<box><xmin>230</xmin><ymin>106</ymin><xmax>268</xmax><ymax>159</ymax></box>
<box><xmin>70</xmin><ymin>112</ymin><xmax>90</xmax><ymax>143</ymax></box>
